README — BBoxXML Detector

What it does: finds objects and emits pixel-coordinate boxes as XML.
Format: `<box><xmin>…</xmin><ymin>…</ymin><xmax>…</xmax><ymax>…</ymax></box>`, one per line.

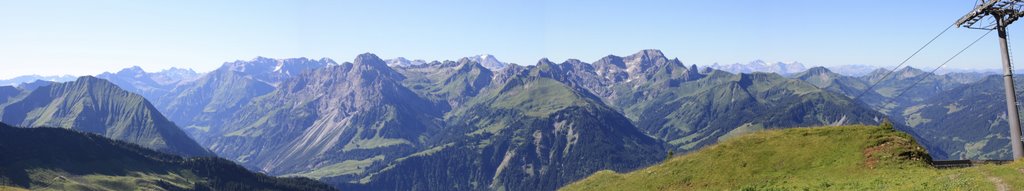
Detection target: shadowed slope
<box><xmin>0</xmin><ymin>122</ymin><xmax>335</xmax><ymax>191</ymax></box>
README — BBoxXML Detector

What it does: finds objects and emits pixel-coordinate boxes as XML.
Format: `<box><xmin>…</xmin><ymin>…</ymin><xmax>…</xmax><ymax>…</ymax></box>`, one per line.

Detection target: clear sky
<box><xmin>0</xmin><ymin>0</ymin><xmax>1016</xmax><ymax>78</ymax></box>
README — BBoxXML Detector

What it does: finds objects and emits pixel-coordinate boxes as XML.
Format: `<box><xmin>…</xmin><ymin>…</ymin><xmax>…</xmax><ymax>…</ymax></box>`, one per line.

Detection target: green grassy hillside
<box><xmin>562</xmin><ymin>125</ymin><xmax>1024</xmax><ymax>190</ymax></box>
<box><xmin>0</xmin><ymin>76</ymin><xmax>211</xmax><ymax>157</ymax></box>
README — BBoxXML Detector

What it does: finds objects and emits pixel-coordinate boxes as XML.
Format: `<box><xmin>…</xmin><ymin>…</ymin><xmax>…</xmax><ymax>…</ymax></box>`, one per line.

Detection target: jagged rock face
<box><xmin>204</xmin><ymin>53</ymin><xmax>445</xmax><ymax>175</ymax></box>
<box><xmin>156</xmin><ymin>68</ymin><xmax>276</xmax><ymax>141</ymax></box>
<box><xmin>330</xmin><ymin>50</ymin><xmax>881</xmax><ymax>190</ymax></box>
<box><xmin>131</xmin><ymin>50</ymin><xmax>891</xmax><ymax>190</ymax></box>
<box><xmin>332</xmin><ymin>51</ymin><xmax>882</xmax><ymax>191</ymax></box>
<box><xmin>538</xmin><ymin>59</ymin><xmax>618</xmax><ymax>99</ymax></box>
<box><xmin>396</xmin><ymin>58</ymin><xmax>494</xmax><ymax>109</ymax></box>
<box><xmin>118</xmin><ymin>58</ymin><xmax>332</xmax><ymax>136</ymax></box>
<box><xmin>336</xmin><ymin>68</ymin><xmax>665</xmax><ymax>191</ymax></box>
<box><xmin>588</xmin><ymin>50</ymin><xmax>704</xmax><ymax>99</ymax></box>
<box><xmin>619</xmin><ymin>50</ymin><xmax>704</xmax><ymax>85</ymax></box>
<box><xmin>220</xmin><ymin>57</ymin><xmax>336</xmax><ymax>86</ymax></box>
<box><xmin>155</xmin><ymin>57</ymin><xmax>332</xmax><ymax>143</ymax></box>
<box><xmin>530</xmin><ymin>50</ymin><xmax>881</xmax><ymax>152</ymax></box>
<box><xmin>0</xmin><ymin>77</ymin><xmax>210</xmax><ymax>157</ymax></box>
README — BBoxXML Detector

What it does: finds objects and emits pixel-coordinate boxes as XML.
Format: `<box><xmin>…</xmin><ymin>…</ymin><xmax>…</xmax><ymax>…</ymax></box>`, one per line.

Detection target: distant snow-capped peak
<box><xmin>467</xmin><ymin>54</ymin><xmax>507</xmax><ymax>70</ymax></box>
<box><xmin>385</xmin><ymin>57</ymin><xmax>427</xmax><ymax>67</ymax></box>
<box><xmin>826</xmin><ymin>65</ymin><xmax>882</xmax><ymax>77</ymax></box>
<box><xmin>224</xmin><ymin>57</ymin><xmax>333</xmax><ymax>75</ymax></box>
<box><xmin>709</xmin><ymin>60</ymin><xmax>807</xmax><ymax>75</ymax></box>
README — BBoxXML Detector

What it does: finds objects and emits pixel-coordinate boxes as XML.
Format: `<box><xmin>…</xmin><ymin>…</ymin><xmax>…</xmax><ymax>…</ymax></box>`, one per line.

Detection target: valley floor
<box><xmin>562</xmin><ymin>125</ymin><xmax>1024</xmax><ymax>190</ymax></box>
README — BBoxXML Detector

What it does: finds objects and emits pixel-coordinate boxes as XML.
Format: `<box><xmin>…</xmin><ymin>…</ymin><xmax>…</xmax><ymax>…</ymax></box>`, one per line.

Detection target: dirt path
<box><xmin>983</xmin><ymin>171</ymin><xmax>1010</xmax><ymax>191</ymax></box>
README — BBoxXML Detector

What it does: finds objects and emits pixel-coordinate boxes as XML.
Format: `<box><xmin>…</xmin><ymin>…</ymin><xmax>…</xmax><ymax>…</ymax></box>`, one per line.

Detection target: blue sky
<box><xmin>0</xmin><ymin>0</ymin><xmax>1015</xmax><ymax>78</ymax></box>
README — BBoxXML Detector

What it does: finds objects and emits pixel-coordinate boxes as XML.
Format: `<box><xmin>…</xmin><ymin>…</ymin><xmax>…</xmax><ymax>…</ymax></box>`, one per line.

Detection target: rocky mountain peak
<box><xmin>454</xmin><ymin>58</ymin><xmax>489</xmax><ymax>73</ymax></box>
<box><xmin>689</xmin><ymin>64</ymin><xmax>701</xmax><ymax>75</ymax></box>
<box><xmin>151</xmin><ymin>67</ymin><xmax>200</xmax><ymax>85</ymax></box>
<box><xmin>863</xmin><ymin>66</ymin><xmax>928</xmax><ymax>82</ymax></box>
<box><xmin>865</xmin><ymin>67</ymin><xmax>890</xmax><ymax>76</ymax></box>
<box><xmin>468</xmin><ymin>54</ymin><xmax>508</xmax><ymax>70</ymax></box>
<box><xmin>805</xmin><ymin>66</ymin><xmax>834</xmax><ymax>75</ymax></box>
<box><xmin>217</xmin><ymin>56</ymin><xmax>333</xmax><ymax>86</ymax></box>
<box><xmin>493</xmin><ymin>63</ymin><xmax>526</xmax><ymax>80</ymax></box>
<box><xmin>477</xmin><ymin>54</ymin><xmax>495</xmax><ymax>60</ymax></box>
<box><xmin>826</xmin><ymin>65</ymin><xmax>881</xmax><ymax>77</ymax></box>
<box><xmin>74</xmin><ymin>75</ymin><xmax>110</xmax><ymax>85</ymax></box>
<box><xmin>355</xmin><ymin>53</ymin><xmax>387</xmax><ymax>66</ymax></box>
<box><xmin>120</xmin><ymin>66</ymin><xmax>146</xmax><ymax>74</ymax></box>
<box><xmin>622</xmin><ymin>49</ymin><xmax>671</xmax><ymax>74</ymax></box>
<box><xmin>160</xmin><ymin>67</ymin><xmax>195</xmax><ymax>74</ymax></box>
<box><xmin>457</xmin><ymin>57</ymin><xmax>475</xmax><ymax>65</ymax></box>
<box><xmin>349</xmin><ymin>53</ymin><xmax>405</xmax><ymax>81</ymax></box>
<box><xmin>709</xmin><ymin>60</ymin><xmax>807</xmax><ymax>75</ymax></box>
<box><xmin>629</xmin><ymin>49</ymin><xmax>666</xmax><ymax>60</ymax></box>
<box><xmin>898</xmin><ymin>66</ymin><xmax>925</xmax><ymax>74</ymax></box>
<box><xmin>536</xmin><ymin>58</ymin><xmax>556</xmax><ymax>66</ymax></box>
<box><xmin>386</xmin><ymin>57</ymin><xmax>427</xmax><ymax>67</ymax></box>
<box><xmin>594</xmin><ymin>55</ymin><xmax>626</xmax><ymax>68</ymax></box>
<box><xmin>891</xmin><ymin>66</ymin><xmax>929</xmax><ymax>80</ymax></box>
<box><xmin>625</xmin><ymin>49</ymin><xmax>667</xmax><ymax>64</ymax></box>
<box><xmin>564</xmin><ymin>59</ymin><xmax>585</xmax><ymax>65</ymax></box>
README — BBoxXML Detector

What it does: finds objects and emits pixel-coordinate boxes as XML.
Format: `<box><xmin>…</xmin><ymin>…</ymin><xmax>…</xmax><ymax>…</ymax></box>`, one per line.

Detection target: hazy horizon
<box><xmin>1</xmin><ymin>1</ymin><xmax>1016</xmax><ymax>78</ymax></box>
<box><xmin>0</xmin><ymin>51</ymin><xmax>1006</xmax><ymax>80</ymax></box>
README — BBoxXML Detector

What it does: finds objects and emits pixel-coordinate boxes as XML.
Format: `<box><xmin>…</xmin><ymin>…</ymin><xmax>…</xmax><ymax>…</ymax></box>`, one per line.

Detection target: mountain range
<box><xmin>892</xmin><ymin>76</ymin><xmax>1021</xmax><ymax>160</ymax></box>
<box><xmin>708</xmin><ymin>60</ymin><xmax>807</xmax><ymax>75</ymax></box>
<box><xmin>2</xmin><ymin>49</ymin><xmax>1018</xmax><ymax>190</ymax></box>
<box><xmin>0</xmin><ymin>75</ymin><xmax>77</xmax><ymax>86</ymax></box>
<box><xmin>336</xmin><ymin>56</ymin><xmax>666</xmax><ymax>190</ymax></box>
<box><xmin>466</xmin><ymin>54</ymin><xmax>509</xmax><ymax>70</ymax></box>
<box><xmin>790</xmin><ymin>66</ymin><xmax>1011</xmax><ymax>160</ymax></box>
<box><xmin>385</xmin><ymin>57</ymin><xmax>427</xmax><ymax>67</ymax></box>
<box><xmin>207</xmin><ymin>53</ymin><xmax>446</xmax><ymax>176</ymax></box>
<box><xmin>385</xmin><ymin>54</ymin><xmax>509</xmax><ymax>71</ymax></box>
<box><xmin>98</xmin><ymin>49</ymin><xmax>880</xmax><ymax>190</ymax></box>
<box><xmin>95</xmin><ymin>66</ymin><xmax>201</xmax><ymax>104</ymax></box>
<box><xmin>825</xmin><ymin>64</ymin><xmax>882</xmax><ymax>76</ymax></box>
